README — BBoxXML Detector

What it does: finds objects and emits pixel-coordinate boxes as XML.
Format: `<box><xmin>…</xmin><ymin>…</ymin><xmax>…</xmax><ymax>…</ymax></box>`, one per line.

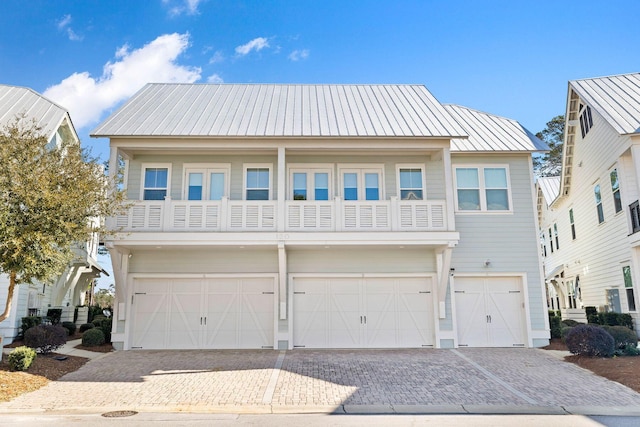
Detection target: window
<box><xmin>569</xmin><ymin>208</ymin><xmax>576</xmax><ymax>240</ymax></box>
<box><xmin>184</xmin><ymin>166</ymin><xmax>229</xmax><ymax>200</ymax></box>
<box><xmin>540</xmin><ymin>231</ymin><xmax>547</xmax><ymax>257</ymax></box>
<box><xmin>289</xmin><ymin>168</ymin><xmax>331</xmax><ymax>201</ymax></box>
<box><xmin>594</xmin><ymin>184</ymin><xmax>604</xmax><ymax>223</ymax></box>
<box><xmin>610</xmin><ymin>169</ymin><xmax>622</xmax><ymax>213</ymax></box>
<box><xmin>549</xmin><ymin>228</ymin><xmax>554</xmax><ymax>253</ymax></box>
<box><xmin>579</xmin><ymin>104</ymin><xmax>593</xmax><ymax>138</ymax></box>
<box><xmin>142</xmin><ymin>166</ymin><xmax>169</xmax><ymax>200</ymax></box>
<box><xmin>623</xmin><ymin>266</ymin><xmax>636</xmax><ymax>312</ymax></box>
<box><xmin>398</xmin><ymin>167</ymin><xmax>425</xmax><ymax>200</ymax></box>
<box><xmin>245</xmin><ymin>166</ymin><xmax>271</xmax><ymax>200</ymax></box>
<box><xmin>455</xmin><ymin>166</ymin><xmax>511</xmax><ymax>212</ymax></box>
<box><xmin>567</xmin><ymin>280</ymin><xmax>577</xmax><ymax>309</ymax></box>
<box><xmin>339</xmin><ymin>167</ymin><xmax>383</xmax><ymax>201</ymax></box>
<box><xmin>554</xmin><ymin>223</ymin><xmax>560</xmax><ymax>250</ymax></box>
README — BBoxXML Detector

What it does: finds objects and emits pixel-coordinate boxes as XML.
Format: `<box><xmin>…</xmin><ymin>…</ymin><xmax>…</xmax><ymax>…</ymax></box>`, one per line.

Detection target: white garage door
<box><xmin>293</xmin><ymin>276</ymin><xmax>434</xmax><ymax>348</ymax></box>
<box><xmin>131</xmin><ymin>277</ymin><xmax>275</xmax><ymax>350</ymax></box>
<box><xmin>455</xmin><ymin>276</ymin><xmax>527</xmax><ymax>347</ymax></box>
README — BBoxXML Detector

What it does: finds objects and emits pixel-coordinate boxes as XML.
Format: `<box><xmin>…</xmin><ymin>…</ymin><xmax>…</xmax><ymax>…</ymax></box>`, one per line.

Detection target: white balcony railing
<box><xmin>113</xmin><ymin>197</ymin><xmax>448</xmax><ymax>232</ymax></box>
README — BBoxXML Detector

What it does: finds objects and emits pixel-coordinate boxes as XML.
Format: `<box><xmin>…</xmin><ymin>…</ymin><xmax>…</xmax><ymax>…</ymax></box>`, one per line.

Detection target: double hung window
<box><xmin>569</xmin><ymin>208</ymin><xmax>576</xmax><ymax>240</ymax></box>
<box><xmin>398</xmin><ymin>167</ymin><xmax>425</xmax><ymax>200</ymax></box>
<box><xmin>594</xmin><ymin>184</ymin><xmax>604</xmax><ymax>223</ymax></box>
<box><xmin>455</xmin><ymin>166</ymin><xmax>511</xmax><ymax>212</ymax></box>
<box><xmin>142</xmin><ymin>166</ymin><xmax>170</xmax><ymax>200</ymax></box>
<box><xmin>245</xmin><ymin>166</ymin><xmax>271</xmax><ymax>200</ymax></box>
<box><xmin>623</xmin><ymin>266</ymin><xmax>636</xmax><ymax>312</ymax></box>
<box><xmin>610</xmin><ymin>169</ymin><xmax>622</xmax><ymax>213</ymax></box>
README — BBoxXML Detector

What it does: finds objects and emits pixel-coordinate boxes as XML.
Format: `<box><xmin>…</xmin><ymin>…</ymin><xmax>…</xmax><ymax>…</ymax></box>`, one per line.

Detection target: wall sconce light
<box><xmin>484</xmin><ymin>259</ymin><xmax>491</xmax><ymax>267</ymax></box>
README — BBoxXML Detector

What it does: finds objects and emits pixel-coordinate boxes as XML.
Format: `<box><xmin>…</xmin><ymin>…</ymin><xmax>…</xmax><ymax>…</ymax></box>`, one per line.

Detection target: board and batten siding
<box><xmin>451</xmin><ymin>153</ymin><xmax>546</xmax><ymax>332</ymax></box>
<box><xmin>541</xmin><ymin>106</ymin><xmax>636</xmax><ymax>312</ymax></box>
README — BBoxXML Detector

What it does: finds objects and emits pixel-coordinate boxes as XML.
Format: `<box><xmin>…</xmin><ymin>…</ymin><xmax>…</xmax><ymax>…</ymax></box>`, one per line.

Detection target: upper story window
<box><xmin>569</xmin><ymin>208</ymin><xmax>576</xmax><ymax>240</ymax></box>
<box><xmin>244</xmin><ymin>165</ymin><xmax>271</xmax><ymax>200</ymax></box>
<box><xmin>549</xmin><ymin>227</ymin><xmax>554</xmax><ymax>253</ymax></box>
<box><xmin>398</xmin><ymin>166</ymin><xmax>425</xmax><ymax>200</ymax></box>
<box><xmin>554</xmin><ymin>223</ymin><xmax>560</xmax><ymax>250</ymax></box>
<box><xmin>594</xmin><ymin>184</ymin><xmax>604</xmax><ymax>223</ymax></box>
<box><xmin>289</xmin><ymin>167</ymin><xmax>332</xmax><ymax>201</ymax></box>
<box><xmin>579</xmin><ymin>104</ymin><xmax>593</xmax><ymax>138</ymax></box>
<box><xmin>184</xmin><ymin>166</ymin><xmax>229</xmax><ymax>200</ymax></box>
<box><xmin>142</xmin><ymin>165</ymin><xmax>170</xmax><ymax>200</ymax></box>
<box><xmin>540</xmin><ymin>231</ymin><xmax>547</xmax><ymax>257</ymax></box>
<box><xmin>623</xmin><ymin>266</ymin><xmax>636</xmax><ymax>312</ymax></box>
<box><xmin>610</xmin><ymin>169</ymin><xmax>622</xmax><ymax>213</ymax></box>
<box><xmin>339</xmin><ymin>167</ymin><xmax>383</xmax><ymax>201</ymax></box>
<box><xmin>454</xmin><ymin>166</ymin><xmax>511</xmax><ymax>212</ymax></box>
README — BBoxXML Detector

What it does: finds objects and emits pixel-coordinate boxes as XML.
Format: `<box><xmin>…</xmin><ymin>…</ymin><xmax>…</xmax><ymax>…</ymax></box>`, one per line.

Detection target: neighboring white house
<box><xmin>537</xmin><ymin>72</ymin><xmax>640</xmax><ymax>329</ymax></box>
<box><xmin>0</xmin><ymin>84</ymin><xmax>106</xmax><ymax>343</ymax></box>
<box><xmin>92</xmin><ymin>83</ymin><xmax>549</xmax><ymax>351</ymax></box>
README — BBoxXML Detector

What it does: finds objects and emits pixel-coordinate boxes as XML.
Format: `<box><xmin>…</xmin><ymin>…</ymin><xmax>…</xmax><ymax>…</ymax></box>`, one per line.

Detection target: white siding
<box><xmin>0</xmin><ymin>279</ymin><xmax>29</xmax><ymax>343</ymax></box>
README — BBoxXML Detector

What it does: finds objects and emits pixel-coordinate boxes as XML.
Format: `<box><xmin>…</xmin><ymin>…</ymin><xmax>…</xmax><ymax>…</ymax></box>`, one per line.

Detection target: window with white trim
<box><xmin>594</xmin><ymin>184</ymin><xmax>604</xmax><ymax>223</ymax></box>
<box><xmin>454</xmin><ymin>166</ymin><xmax>511</xmax><ymax>212</ymax></box>
<box><xmin>554</xmin><ymin>223</ymin><xmax>560</xmax><ymax>250</ymax></box>
<box><xmin>540</xmin><ymin>231</ymin><xmax>547</xmax><ymax>257</ymax></box>
<box><xmin>569</xmin><ymin>208</ymin><xmax>576</xmax><ymax>240</ymax></box>
<box><xmin>244</xmin><ymin>165</ymin><xmax>271</xmax><ymax>200</ymax></box>
<box><xmin>397</xmin><ymin>166</ymin><xmax>425</xmax><ymax>200</ymax></box>
<box><xmin>289</xmin><ymin>167</ymin><xmax>332</xmax><ymax>201</ymax></box>
<box><xmin>183</xmin><ymin>165</ymin><xmax>230</xmax><ymax>201</ymax></box>
<box><xmin>623</xmin><ymin>266</ymin><xmax>636</xmax><ymax>312</ymax></box>
<box><xmin>610</xmin><ymin>169</ymin><xmax>622</xmax><ymax>213</ymax></box>
<box><xmin>339</xmin><ymin>167</ymin><xmax>383</xmax><ymax>201</ymax></box>
<box><xmin>142</xmin><ymin>165</ymin><xmax>170</xmax><ymax>200</ymax></box>
<box><xmin>549</xmin><ymin>227</ymin><xmax>554</xmax><ymax>253</ymax></box>
<box><xmin>579</xmin><ymin>104</ymin><xmax>593</xmax><ymax>138</ymax></box>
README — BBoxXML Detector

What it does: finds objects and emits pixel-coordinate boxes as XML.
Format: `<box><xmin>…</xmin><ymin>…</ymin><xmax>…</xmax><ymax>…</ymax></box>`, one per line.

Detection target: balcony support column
<box><xmin>277</xmin><ymin>147</ymin><xmax>286</xmax><ymax>232</ymax></box>
<box><xmin>436</xmin><ymin>245</ymin><xmax>453</xmax><ymax>318</ymax></box>
<box><xmin>278</xmin><ymin>242</ymin><xmax>287</xmax><ymax>320</ymax></box>
<box><xmin>442</xmin><ymin>147</ymin><xmax>456</xmax><ymax>231</ymax></box>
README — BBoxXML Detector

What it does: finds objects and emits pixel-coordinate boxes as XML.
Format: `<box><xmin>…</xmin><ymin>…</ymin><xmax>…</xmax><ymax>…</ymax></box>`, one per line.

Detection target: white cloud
<box><xmin>163</xmin><ymin>0</ymin><xmax>203</xmax><ymax>16</ymax></box>
<box><xmin>57</xmin><ymin>14</ymin><xmax>83</xmax><ymax>41</ymax></box>
<box><xmin>208</xmin><ymin>50</ymin><xmax>224</xmax><ymax>64</ymax></box>
<box><xmin>66</xmin><ymin>28</ymin><xmax>83</xmax><ymax>41</ymax></box>
<box><xmin>235</xmin><ymin>37</ymin><xmax>269</xmax><ymax>56</ymax></box>
<box><xmin>44</xmin><ymin>33</ymin><xmax>201</xmax><ymax>129</ymax></box>
<box><xmin>288</xmin><ymin>49</ymin><xmax>309</xmax><ymax>61</ymax></box>
<box><xmin>57</xmin><ymin>14</ymin><xmax>72</xmax><ymax>30</ymax></box>
<box><xmin>207</xmin><ymin>74</ymin><xmax>224</xmax><ymax>83</ymax></box>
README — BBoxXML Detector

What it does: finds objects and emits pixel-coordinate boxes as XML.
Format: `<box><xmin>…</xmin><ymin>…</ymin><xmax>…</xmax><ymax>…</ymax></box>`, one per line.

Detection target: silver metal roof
<box><xmin>444</xmin><ymin>104</ymin><xmax>547</xmax><ymax>152</ymax></box>
<box><xmin>570</xmin><ymin>73</ymin><xmax>640</xmax><ymax>135</ymax></box>
<box><xmin>0</xmin><ymin>84</ymin><xmax>70</xmax><ymax>139</ymax></box>
<box><xmin>537</xmin><ymin>176</ymin><xmax>560</xmax><ymax>206</ymax></box>
<box><xmin>92</xmin><ymin>84</ymin><xmax>468</xmax><ymax>138</ymax></box>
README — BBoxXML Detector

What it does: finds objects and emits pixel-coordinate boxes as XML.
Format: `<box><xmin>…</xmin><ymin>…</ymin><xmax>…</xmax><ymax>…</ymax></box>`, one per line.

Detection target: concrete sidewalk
<box><xmin>2</xmin><ymin>348</ymin><xmax>640</xmax><ymax>416</ymax></box>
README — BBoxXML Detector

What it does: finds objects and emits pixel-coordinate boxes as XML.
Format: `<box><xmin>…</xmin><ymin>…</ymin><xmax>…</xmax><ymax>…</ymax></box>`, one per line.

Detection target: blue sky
<box><xmin>2</xmin><ymin>0</ymin><xmax>639</xmax><ymax>289</ymax></box>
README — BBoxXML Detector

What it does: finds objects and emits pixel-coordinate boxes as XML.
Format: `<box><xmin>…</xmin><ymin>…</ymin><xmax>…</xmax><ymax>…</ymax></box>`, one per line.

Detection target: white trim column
<box><xmin>278</xmin><ymin>242</ymin><xmax>287</xmax><ymax>320</ymax></box>
<box><xmin>277</xmin><ymin>147</ymin><xmax>286</xmax><ymax>232</ymax></box>
<box><xmin>442</xmin><ymin>147</ymin><xmax>456</xmax><ymax>231</ymax></box>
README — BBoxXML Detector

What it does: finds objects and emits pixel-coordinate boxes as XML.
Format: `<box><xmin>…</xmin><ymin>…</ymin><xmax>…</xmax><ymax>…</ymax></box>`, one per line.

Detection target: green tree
<box><xmin>94</xmin><ymin>284</ymin><xmax>115</xmax><ymax>309</ymax></box>
<box><xmin>0</xmin><ymin>118</ymin><xmax>123</xmax><ymax>322</ymax></box>
<box><xmin>533</xmin><ymin>115</ymin><xmax>565</xmax><ymax>177</ymax></box>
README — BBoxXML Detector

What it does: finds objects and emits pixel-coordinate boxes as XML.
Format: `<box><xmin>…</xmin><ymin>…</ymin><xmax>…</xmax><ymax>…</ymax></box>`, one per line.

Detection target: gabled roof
<box><xmin>537</xmin><ymin>176</ymin><xmax>560</xmax><ymax>206</ymax></box>
<box><xmin>444</xmin><ymin>104</ymin><xmax>547</xmax><ymax>152</ymax></box>
<box><xmin>570</xmin><ymin>73</ymin><xmax>640</xmax><ymax>135</ymax></box>
<box><xmin>91</xmin><ymin>83</ymin><xmax>468</xmax><ymax>138</ymax></box>
<box><xmin>0</xmin><ymin>84</ymin><xmax>72</xmax><ymax>139</ymax></box>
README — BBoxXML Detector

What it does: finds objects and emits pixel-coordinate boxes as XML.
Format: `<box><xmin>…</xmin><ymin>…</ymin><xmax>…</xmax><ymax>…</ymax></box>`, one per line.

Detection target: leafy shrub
<box><xmin>561</xmin><ymin>326</ymin><xmax>573</xmax><ymax>342</ymax></box>
<box><xmin>61</xmin><ymin>321</ymin><xmax>77</xmax><ymax>336</ymax></box>
<box><xmin>618</xmin><ymin>314</ymin><xmax>634</xmax><ymax>330</ymax></box>
<box><xmin>24</xmin><ymin>324</ymin><xmax>67</xmax><ymax>354</ymax></box>
<box><xmin>98</xmin><ymin>317</ymin><xmax>112</xmax><ymax>343</ymax></box>
<box><xmin>549</xmin><ymin>316</ymin><xmax>561</xmax><ymax>339</ymax></box>
<box><xmin>565</xmin><ymin>324</ymin><xmax>615</xmax><ymax>357</ymax></box>
<box><xmin>79</xmin><ymin>323</ymin><xmax>94</xmax><ymax>333</ymax></box>
<box><xmin>8</xmin><ymin>346</ymin><xmax>37</xmax><ymax>371</ymax></box>
<box><xmin>561</xmin><ymin>319</ymin><xmax>581</xmax><ymax>327</ymax></box>
<box><xmin>82</xmin><ymin>328</ymin><xmax>105</xmax><ymax>346</ymax></box>
<box><xmin>46</xmin><ymin>308</ymin><xmax>63</xmax><ymax>325</ymax></box>
<box><xmin>87</xmin><ymin>305</ymin><xmax>103</xmax><ymax>323</ymax></box>
<box><xmin>585</xmin><ymin>306</ymin><xmax>598</xmax><ymax>317</ymax></box>
<box><xmin>600</xmin><ymin>325</ymin><xmax>638</xmax><ymax>350</ymax></box>
<box><xmin>92</xmin><ymin>315</ymin><xmax>106</xmax><ymax>326</ymax></box>
<box><xmin>620</xmin><ymin>343</ymin><xmax>640</xmax><ymax>356</ymax></box>
<box><xmin>20</xmin><ymin>316</ymin><xmax>41</xmax><ymax>337</ymax></box>
<box><xmin>593</xmin><ymin>312</ymin><xmax>635</xmax><ymax>329</ymax></box>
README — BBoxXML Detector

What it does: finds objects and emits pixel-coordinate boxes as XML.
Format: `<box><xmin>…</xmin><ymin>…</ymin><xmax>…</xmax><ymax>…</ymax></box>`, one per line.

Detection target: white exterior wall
<box><xmin>0</xmin><ymin>278</ymin><xmax>29</xmax><ymax>344</ymax></box>
<box><xmin>541</xmin><ymin>107</ymin><xmax>638</xmax><ymax>315</ymax></box>
<box><xmin>451</xmin><ymin>153</ymin><xmax>547</xmax><ymax>336</ymax></box>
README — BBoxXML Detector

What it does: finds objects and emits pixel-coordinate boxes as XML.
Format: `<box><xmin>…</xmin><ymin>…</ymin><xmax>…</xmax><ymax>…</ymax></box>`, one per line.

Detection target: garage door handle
<box><xmin>364</xmin><ymin>316</ymin><xmax>367</xmax><ymax>324</ymax></box>
<box><xmin>360</xmin><ymin>316</ymin><xmax>363</xmax><ymax>324</ymax></box>
<box><xmin>204</xmin><ymin>317</ymin><xmax>207</xmax><ymax>325</ymax></box>
<box><xmin>200</xmin><ymin>317</ymin><xmax>203</xmax><ymax>325</ymax></box>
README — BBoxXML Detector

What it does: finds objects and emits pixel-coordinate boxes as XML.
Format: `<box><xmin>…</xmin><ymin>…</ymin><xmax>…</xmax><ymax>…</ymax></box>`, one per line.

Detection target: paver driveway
<box><xmin>2</xmin><ymin>348</ymin><xmax>640</xmax><ymax>415</ymax></box>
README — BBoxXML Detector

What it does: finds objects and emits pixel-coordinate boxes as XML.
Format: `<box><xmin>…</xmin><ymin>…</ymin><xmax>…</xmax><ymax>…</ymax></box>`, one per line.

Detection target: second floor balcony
<box><xmin>113</xmin><ymin>196</ymin><xmax>450</xmax><ymax>233</ymax></box>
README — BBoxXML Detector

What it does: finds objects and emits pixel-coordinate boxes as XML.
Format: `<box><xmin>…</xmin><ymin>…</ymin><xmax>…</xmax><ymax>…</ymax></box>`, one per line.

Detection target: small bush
<box><xmin>561</xmin><ymin>326</ymin><xmax>574</xmax><ymax>342</ymax></box>
<box><xmin>24</xmin><ymin>324</ymin><xmax>67</xmax><ymax>354</ymax></box>
<box><xmin>98</xmin><ymin>317</ymin><xmax>112</xmax><ymax>343</ymax></box>
<box><xmin>92</xmin><ymin>315</ymin><xmax>106</xmax><ymax>326</ymax></box>
<box><xmin>587</xmin><ymin>314</ymin><xmax>599</xmax><ymax>324</ymax></box>
<box><xmin>549</xmin><ymin>316</ymin><xmax>561</xmax><ymax>339</ymax></box>
<box><xmin>46</xmin><ymin>308</ymin><xmax>63</xmax><ymax>325</ymax></box>
<box><xmin>8</xmin><ymin>346</ymin><xmax>37</xmax><ymax>371</ymax></box>
<box><xmin>565</xmin><ymin>324</ymin><xmax>615</xmax><ymax>357</ymax></box>
<box><xmin>61</xmin><ymin>321</ymin><xmax>77</xmax><ymax>336</ymax></box>
<box><xmin>20</xmin><ymin>316</ymin><xmax>41</xmax><ymax>337</ymax></box>
<box><xmin>618</xmin><ymin>314</ymin><xmax>634</xmax><ymax>330</ymax></box>
<box><xmin>601</xmin><ymin>325</ymin><xmax>638</xmax><ymax>350</ymax></box>
<box><xmin>621</xmin><ymin>343</ymin><xmax>640</xmax><ymax>356</ymax></box>
<box><xmin>82</xmin><ymin>328</ymin><xmax>105</xmax><ymax>347</ymax></box>
<box><xmin>585</xmin><ymin>306</ymin><xmax>598</xmax><ymax>317</ymax></box>
<box><xmin>561</xmin><ymin>319</ymin><xmax>581</xmax><ymax>327</ymax></box>
<box><xmin>88</xmin><ymin>305</ymin><xmax>103</xmax><ymax>323</ymax></box>
<box><xmin>79</xmin><ymin>323</ymin><xmax>94</xmax><ymax>333</ymax></box>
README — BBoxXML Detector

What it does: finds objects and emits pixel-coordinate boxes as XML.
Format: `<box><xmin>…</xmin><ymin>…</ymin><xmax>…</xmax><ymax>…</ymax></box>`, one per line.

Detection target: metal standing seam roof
<box><xmin>444</xmin><ymin>104</ymin><xmax>548</xmax><ymax>152</ymax></box>
<box><xmin>0</xmin><ymin>84</ymin><xmax>71</xmax><ymax>139</ymax></box>
<box><xmin>537</xmin><ymin>176</ymin><xmax>561</xmax><ymax>206</ymax></box>
<box><xmin>570</xmin><ymin>73</ymin><xmax>640</xmax><ymax>135</ymax></box>
<box><xmin>91</xmin><ymin>83</ymin><xmax>469</xmax><ymax>138</ymax></box>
